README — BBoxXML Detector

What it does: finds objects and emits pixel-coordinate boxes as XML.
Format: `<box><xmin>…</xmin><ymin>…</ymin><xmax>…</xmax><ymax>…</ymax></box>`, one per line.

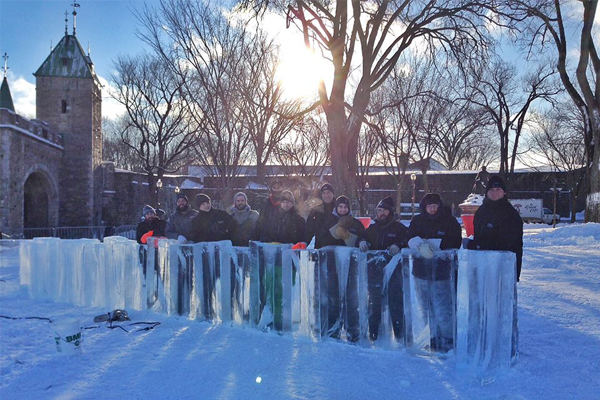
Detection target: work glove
<box><xmin>336</xmin><ymin>226</ymin><xmax>351</xmax><ymax>240</ymax></box>
<box><xmin>359</xmin><ymin>241</ymin><xmax>370</xmax><ymax>252</ymax></box>
<box><xmin>418</xmin><ymin>242</ymin><xmax>435</xmax><ymax>259</ymax></box>
<box><xmin>407</xmin><ymin>236</ymin><xmax>424</xmax><ymax>250</ymax></box>
<box><xmin>178</xmin><ymin>235</ymin><xmax>187</xmax><ymax>244</ymax></box>
<box><xmin>141</xmin><ymin>230</ymin><xmax>154</xmax><ymax>244</ymax></box>
<box><xmin>338</xmin><ymin>216</ymin><xmax>354</xmax><ymax>229</ymax></box>
<box><xmin>388</xmin><ymin>244</ymin><xmax>400</xmax><ymax>256</ymax></box>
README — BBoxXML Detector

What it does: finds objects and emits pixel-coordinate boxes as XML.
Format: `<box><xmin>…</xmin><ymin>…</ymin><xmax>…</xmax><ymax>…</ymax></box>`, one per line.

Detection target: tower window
<box><xmin>61</xmin><ymin>100</ymin><xmax>68</xmax><ymax>113</ymax></box>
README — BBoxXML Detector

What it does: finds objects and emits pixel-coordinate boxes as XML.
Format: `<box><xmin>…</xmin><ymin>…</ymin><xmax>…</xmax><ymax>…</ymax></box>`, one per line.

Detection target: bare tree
<box><xmin>467</xmin><ymin>59</ymin><xmax>559</xmax><ymax>180</ymax></box>
<box><xmin>524</xmin><ymin>104</ymin><xmax>587</xmax><ymax>222</ymax></box>
<box><xmin>110</xmin><ymin>53</ymin><xmax>200</xmax><ymax>203</ymax></box>
<box><xmin>239</xmin><ymin>0</ymin><xmax>509</xmax><ymax>199</ymax></box>
<box><xmin>356</xmin><ymin>124</ymin><xmax>381</xmax><ymax>216</ymax></box>
<box><xmin>506</xmin><ymin>0</ymin><xmax>600</xmax><ymax>222</ymax></box>
<box><xmin>102</xmin><ymin>116</ymin><xmax>146</xmax><ymax>172</ymax></box>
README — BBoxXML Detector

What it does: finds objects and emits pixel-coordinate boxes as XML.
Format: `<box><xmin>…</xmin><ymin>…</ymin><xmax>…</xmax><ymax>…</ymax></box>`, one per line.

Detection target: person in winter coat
<box><xmin>472</xmin><ymin>166</ymin><xmax>490</xmax><ymax>195</ymax></box>
<box><xmin>315</xmin><ymin>195</ymin><xmax>366</xmax><ymax>249</ymax></box>
<box><xmin>407</xmin><ymin>193</ymin><xmax>462</xmax><ymax>253</ymax></box>
<box><xmin>230</xmin><ymin>192</ymin><xmax>259</xmax><ymax>247</ymax></box>
<box><xmin>407</xmin><ymin>193</ymin><xmax>461</xmax><ymax>352</ymax></box>
<box><xmin>136</xmin><ymin>205</ymin><xmax>167</xmax><ymax>244</ymax></box>
<box><xmin>467</xmin><ymin>175</ymin><xmax>524</xmax><ymax>281</ymax></box>
<box><xmin>252</xmin><ymin>181</ymin><xmax>284</xmax><ymax>243</ymax></box>
<box><xmin>304</xmin><ymin>183</ymin><xmax>336</xmax><ymax>243</ymax></box>
<box><xmin>271</xmin><ymin>191</ymin><xmax>306</xmax><ymax>244</ymax></box>
<box><xmin>358</xmin><ymin>196</ymin><xmax>408</xmax><ymax>254</ymax></box>
<box><xmin>358</xmin><ymin>196</ymin><xmax>408</xmax><ymax>341</ymax></box>
<box><xmin>165</xmin><ymin>194</ymin><xmax>199</xmax><ymax>243</ymax></box>
<box><xmin>190</xmin><ymin>194</ymin><xmax>236</xmax><ymax>243</ymax></box>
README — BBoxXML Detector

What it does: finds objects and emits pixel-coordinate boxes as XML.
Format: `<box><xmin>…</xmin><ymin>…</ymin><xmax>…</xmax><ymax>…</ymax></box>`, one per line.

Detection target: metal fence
<box><xmin>12</xmin><ymin>225</ymin><xmax>137</xmax><ymax>241</ymax></box>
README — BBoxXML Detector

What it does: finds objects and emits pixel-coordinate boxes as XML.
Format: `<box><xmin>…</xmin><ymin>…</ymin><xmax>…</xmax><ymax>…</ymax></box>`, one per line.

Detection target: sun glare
<box><xmin>276</xmin><ymin>47</ymin><xmax>329</xmax><ymax>100</ymax></box>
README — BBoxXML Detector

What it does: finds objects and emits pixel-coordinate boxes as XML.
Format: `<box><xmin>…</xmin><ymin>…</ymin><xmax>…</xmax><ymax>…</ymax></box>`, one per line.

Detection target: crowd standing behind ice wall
<box><xmin>16</xmin><ymin>236</ymin><xmax>517</xmax><ymax>380</ymax></box>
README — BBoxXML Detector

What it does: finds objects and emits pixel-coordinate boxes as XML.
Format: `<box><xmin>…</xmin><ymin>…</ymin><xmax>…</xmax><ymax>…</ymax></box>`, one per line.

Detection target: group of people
<box><xmin>136</xmin><ymin>175</ymin><xmax>523</xmax><ymax>280</ymax></box>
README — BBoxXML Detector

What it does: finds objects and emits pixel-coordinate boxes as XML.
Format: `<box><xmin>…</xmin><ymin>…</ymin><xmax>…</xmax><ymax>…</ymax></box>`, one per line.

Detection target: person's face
<box><xmin>337</xmin><ymin>203</ymin><xmax>350</xmax><ymax>216</ymax></box>
<box><xmin>235</xmin><ymin>196</ymin><xmax>247</xmax><ymax>210</ymax></box>
<box><xmin>271</xmin><ymin>186</ymin><xmax>283</xmax><ymax>199</ymax></box>
<box><xmin>145</xmin><ymin>212</ymin><xmax>156</xmax><ymax>221</ymax></box>
<box><xmin>425</xmin><ymin>203</ymin><xmax>439</xmax><ymax>215</ymax></box>
<box><xmin>281</xmin><ymin>199</ymin><xmax>293</xmax><ymax>211</ymax></box>
<box><xmin>199</xmin><ymin>202</ymin><xmax>212</xmax><ymax>212</ymax></box>
<box><xmin>487</xmin><ymin>187</ymin><xmax>506</xmax><ymax>201</ymax></box>
<box><xmin>321</xmin><ymin>190</ymin><xmax>334</xmax><ymax>204</ymax></box>
<box><xmin>177</xmin><ymin>198</ymin><xmax>188</xmax><ymax>210</ymax></box>
<box><xmin>376</xmin><ymin>207</ymin><xmax>390</xmax><ymax>221</ymax></box>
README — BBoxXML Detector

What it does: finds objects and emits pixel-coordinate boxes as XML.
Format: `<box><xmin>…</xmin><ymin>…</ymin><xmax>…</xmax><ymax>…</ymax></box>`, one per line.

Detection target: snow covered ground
<box><xmin>1</xmin><ymin>223</ymin><xmax>599</xmax><ymax>399</ymax></box>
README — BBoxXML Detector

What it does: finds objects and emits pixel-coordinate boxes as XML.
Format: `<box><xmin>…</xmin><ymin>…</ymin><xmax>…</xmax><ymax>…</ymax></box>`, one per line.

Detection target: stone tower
<box><xmin>34</xmin><ymin>32</ymin><xmax>102</xmax><ymax>226</ymax></box>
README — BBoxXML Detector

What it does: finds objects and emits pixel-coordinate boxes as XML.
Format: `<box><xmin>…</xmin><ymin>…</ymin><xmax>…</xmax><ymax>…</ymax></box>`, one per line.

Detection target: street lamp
<box><xmin>156</xmin><ymin>178</ymin><xmax>163</xmax><ymax>209</ymax></box>
<box><xmin>175</xmin><ymin>186</ymin><xmax>180</xmax><ymax>194</ymax></box>
<box><xmin>550</xmin><ymin>185</ymin><xmax>562</xmax><ymax>229</ymax></box>
<box><xmin>411</xmin><ymin>173</ymin><xmax>417</xmax><ymax>219</ymax></box>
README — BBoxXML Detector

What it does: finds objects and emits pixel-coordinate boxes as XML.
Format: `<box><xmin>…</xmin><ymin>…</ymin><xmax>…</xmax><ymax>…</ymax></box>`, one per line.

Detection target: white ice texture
<box><xmin>456</xmin><ymin>249</ymin><xmax>517</xmax><ymax>381</ymax></box>
<box><xmin>17</xmin><ymin>237</ymin><xmax>517</xmax><ymax>375</ymax></box>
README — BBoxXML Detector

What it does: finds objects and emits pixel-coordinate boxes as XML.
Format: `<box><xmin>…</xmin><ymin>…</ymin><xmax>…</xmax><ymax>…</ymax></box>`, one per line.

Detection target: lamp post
<box><xmin>411</xmin><ymin>173</ymin><xmax>417</xmax><ymax>219</ymax></box>
<box><xmin>156</xmin><ymin>178</ymin><xmax>163</xmax><ymax>209</ymax></box>
<box><xmin>550</xmin><ymin>185</ymin><xmax>562</xmax><ymax>229</ymax></box>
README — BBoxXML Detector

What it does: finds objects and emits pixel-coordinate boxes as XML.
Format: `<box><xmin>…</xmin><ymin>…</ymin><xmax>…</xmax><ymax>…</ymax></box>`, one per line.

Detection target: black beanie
<box><xmin>487</xmin><ymin>175</ymin><xmax>507</xmax><ymax>193</ymax></box>
<box><xmin>176</xmin><ymin>193</ymin><xmax>189</xmax><ymax>203</ymax></box>
<box><xmin>195</xmin><ymin>194</ymin><xmax>211</xmax><ymax>206</ymax></box>
<box><xmin>376</xmin><ymin>196</ymin><xmax>395</xmax><ymax>212</ymax></box>
<box><xmin>419</xmin><ymin>193</ymin><xmax>442</xmax><ymax>210</ymax></box>
<box><xmin>335</xmin><ymin>195</ymin><xmax>351</xmax><ymax>208</ymax></box>
<box><xmin>320</xmin><ymin>183</ymin><xmax>334</xmax><ymax>195</ymax></box>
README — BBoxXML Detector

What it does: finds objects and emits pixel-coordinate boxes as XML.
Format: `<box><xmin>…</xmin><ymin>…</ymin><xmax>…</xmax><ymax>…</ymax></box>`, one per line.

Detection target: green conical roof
<box><xmin>34</xmin><ymin>34</ymin><xmax>97</xmax><ymax>80</ymax></box>
<box><xmin>0</xmin><ymin>77</ymin><xmax>15</xmax><ymax>112</ymax></box>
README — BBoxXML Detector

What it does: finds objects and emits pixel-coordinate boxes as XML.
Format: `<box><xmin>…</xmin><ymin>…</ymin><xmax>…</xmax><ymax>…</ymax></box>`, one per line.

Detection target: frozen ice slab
<box><xmin>402</xmin><ymin>248</ymin><xmax>458</xmax><ymax>355</ymax></box>
<box><xmin>231</xmin><ymin>247</ymin><xmax>251</xmax><ymax>325</ymax></box>
<box><xmin>456</xmin><ymin>249</ymin><xmax>517</xmax><ymax>381</ymax></box>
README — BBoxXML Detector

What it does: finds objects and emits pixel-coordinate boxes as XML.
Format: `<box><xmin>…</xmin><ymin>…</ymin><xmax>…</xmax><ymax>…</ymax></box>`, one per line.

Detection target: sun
<box><xmin>276</xmin><ymin>46</ymin><xmax>330</xmax><ymax>100</ymax></box>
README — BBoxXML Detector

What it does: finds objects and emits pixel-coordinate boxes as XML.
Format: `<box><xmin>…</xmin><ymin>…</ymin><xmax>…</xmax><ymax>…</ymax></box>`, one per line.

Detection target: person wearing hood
<box><xmin>230</xmin><ymin>192</ymin><xmax>259</xmax><ymax>247</ymax></box>
<box><xmin>190</xmin><ymin>194</ymin><xmax>236</xmax><ymax>243</ymax></box>
<box><xmin>136</xmin><ymin>205</ymin><xmax>167</xmax><ymax>244</ymax></box>
<box><xmin>407</xmin><ymin>193</ymin><xmax>461</xmax><ymax>352</ymax></box>
<box><xmin>467</xmin><ymin>175</ymin><xmax>524</xmax><ymax>281</ymax></box>
<box><xmin>407</xmin><ymin>193</ymin><xmax>462</xmax><ymax>253</ymax></box>
<box><xmin>252</xmin><ymin>181</ymin><xmax>285</xmax><ymax>243</ymax></box>
<box><xmin>166</xmin><ymin>194</ymin><xmax>199</xmax><ymax>244</ymax></box>
<box><xmin>358</xmin><ymin>196</ymin><xmax>409</xmax><ymax>341</ymax></box>
<box><xmin>304</xmin><ymin>183</ymin><xmax>336</xmax><ymax>243</ymax></box>
<box><xmin>315</xmin><ymin>195</ymin><xmax>366</xmax><ymax>249</ymax></box>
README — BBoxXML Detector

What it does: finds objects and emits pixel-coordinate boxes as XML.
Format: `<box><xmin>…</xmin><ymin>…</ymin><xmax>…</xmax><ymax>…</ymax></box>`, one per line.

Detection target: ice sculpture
<box><xmin>456</xmin><ymin>249</ymin><xmax>517</xmax><ymax>380</ymax></box>
<box><xmin>402</xmin><ymin>248</ymin><xmax>458</xmax><ymax>354</ymax></box>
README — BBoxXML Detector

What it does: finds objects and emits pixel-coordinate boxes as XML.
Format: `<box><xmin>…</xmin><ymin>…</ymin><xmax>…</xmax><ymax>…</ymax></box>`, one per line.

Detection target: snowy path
<box><xmin>1</xmin><ymin>224</ymin><xmax>599</xmax><ymax>399</ymax></box>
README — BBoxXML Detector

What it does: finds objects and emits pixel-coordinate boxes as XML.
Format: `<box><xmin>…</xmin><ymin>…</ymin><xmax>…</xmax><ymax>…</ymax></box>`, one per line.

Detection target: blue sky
<box><xmin>1</xmin><ymin>0</ymin><xmax>155</xmax><ymax>118</ymax></box>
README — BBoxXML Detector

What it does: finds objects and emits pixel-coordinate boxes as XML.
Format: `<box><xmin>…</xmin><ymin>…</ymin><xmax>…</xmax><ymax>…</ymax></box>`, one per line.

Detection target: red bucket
<box><xmin>462</xmin><ymin>214</ymin><xmax>475</xmax><ymax>237</ymax></box>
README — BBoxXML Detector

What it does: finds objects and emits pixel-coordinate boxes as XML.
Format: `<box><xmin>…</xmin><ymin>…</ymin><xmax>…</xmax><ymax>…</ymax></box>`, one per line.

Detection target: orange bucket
<box><xmin>462</xmin><ymin>214</ymin><xmax>475</xmax><ymax>237</ymax></box>
<box><xmin>357</xmin><ymin>217</ymin><xmax>372</xmax><ymax>229</ymax></box>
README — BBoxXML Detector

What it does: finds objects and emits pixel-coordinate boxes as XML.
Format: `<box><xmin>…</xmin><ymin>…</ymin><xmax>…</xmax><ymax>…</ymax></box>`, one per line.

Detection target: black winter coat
<box><xmin>359</xmin><ymin>214</ymin><xmax>409</xmax><ymax>250</ymax></box>
<box><xmin>467</xmin><ymin>196</ymin><xmax>524</xmax><ymax>280</ymax></box>
<box><xmin>136</xmin><ymin>218</ymin><xmax>167</xmax><ymax>244</ymax></box>
<box><xmin>304</xmin><ymin>201</ymin><xmax>335</xmax><ymax>243</ymax></box>
<box><xmin>270</xmin><ymin>208</ymin><xmax>306</xmax><ymax>244</ymax></box>
<box><xmin>190</xmin><ymin>208</ymin><xmax>236</xmax><ymax>243</ymax></box>
<box><xmin>407</xmin><ymin>207</ymin><xmax>462</xmax><ymax>250</ymax></box>
<box><xmin>252</xmin><ymin>196</ymin><xmax>282</xmax><ymax>243</ymax></box>
<box><xmin>315</xmin><ymin>212</ymin><xmax>366</xmax><ymax>249</ymax></box>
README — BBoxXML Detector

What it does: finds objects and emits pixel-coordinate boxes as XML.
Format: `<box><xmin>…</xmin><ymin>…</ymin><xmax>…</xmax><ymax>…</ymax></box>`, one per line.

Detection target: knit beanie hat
<box><xmin>376</xmin><ymin>196</ymin><xmax>395</xmax><ymax>212</ymax></box>
<box><xmin>320</xmin><ymin>183</ymin><xmax>335</xmax><ymax>196</ymax></box>
<box><xmin>419</xmin><ymin>193</ymin><xmax>442</xmax><ymax>210</ymax></box>
<box><xmin>487</xmin><ymin>175</ymin><xmax>507</xmax><ymax>193</ymax></box>
<box><xmin>142</xmin><ymin>205</ymin><xmax>156</xmax><ymax>217</ymax></box>
<box><xmin>195</xmin><ymin>194</ymin><xmax>211</xmax><ymax>207</ymax></box>
<box><xmin>233</xmin><ymin>192</ymin><xmax>247</xmax><ymax>203</ymax></box>
<box><xmin>335</xmin><ymin>195</ymin><xmax>351</xmax><ymax>208</ymax></box>
<box><xmin>176</xmin><ymin>193</ymin><xmax>189</xmax><ymax>203</ymax></box>
<box><xmin>281</xmin><ymin>190</ymin><xmax>295</xmax><ymax>203</ymax></box>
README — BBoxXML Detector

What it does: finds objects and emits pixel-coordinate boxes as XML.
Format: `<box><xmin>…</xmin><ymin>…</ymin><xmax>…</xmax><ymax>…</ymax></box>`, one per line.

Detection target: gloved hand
<box><xmin>388</xmin><ymin>244</ymin><xmax>400</xmax><ymax>256</ymax></box>
<box><xmin>178</xmin><ymin>235</ymin><xmax>187</xmax><ymax>244</ymax></box>
<box><xmin>141</xmin><ymin>230</ymin><xmax>154</xmax><ymax>244</ymax></box>
<box><xmin>359</xmin><ymin>241</ymin><xmax>370</xmax><ymax>252</ymax></box>
<box><xmin>408</xmin><ymin>236</ymin><xmax>424</xmax><ymax>250</ymax></box>
<box><xmin>418</xmin><ymin>242</ymin><xmax>434</xmax><ymax>259</ymax></box>
<box><xmin>336</xmin><ymin>226</ymin><xmax>351</xmax><ymax>240</ymax></box>
<box><xmin>338</xmin><ymin>215</ymin><xmax>354</xmax><ymax>229</ymax></box>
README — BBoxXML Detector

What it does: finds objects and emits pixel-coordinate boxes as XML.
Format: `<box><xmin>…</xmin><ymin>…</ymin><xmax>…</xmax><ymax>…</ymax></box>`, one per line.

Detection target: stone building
<box><xmin>1</xmin><ymin>30</ymin><xmax>102</xmax><ymax>235</ymax></box>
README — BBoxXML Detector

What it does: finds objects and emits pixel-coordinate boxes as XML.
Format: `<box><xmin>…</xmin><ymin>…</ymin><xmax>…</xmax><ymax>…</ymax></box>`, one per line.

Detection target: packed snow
<box><xmin>1</xmin><ymin>223</ymin><xmax>599</xmax><ymax>399</ymax></box>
